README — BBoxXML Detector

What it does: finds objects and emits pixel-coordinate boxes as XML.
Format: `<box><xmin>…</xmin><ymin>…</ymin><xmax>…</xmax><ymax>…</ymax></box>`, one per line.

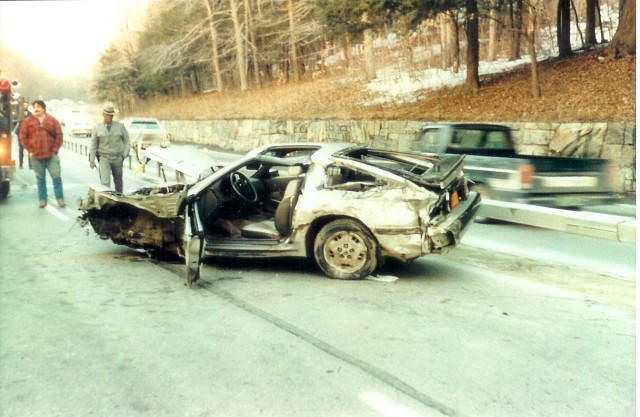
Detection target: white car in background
<box><xmin>122</xmin><ymin>117</ymin><xmax>171</xmax><ymax>151</ymax></box>
<box><xmin>69</xmin><ymin>119</ymin><xmax>93</xmax><ymax>137</ymax></box>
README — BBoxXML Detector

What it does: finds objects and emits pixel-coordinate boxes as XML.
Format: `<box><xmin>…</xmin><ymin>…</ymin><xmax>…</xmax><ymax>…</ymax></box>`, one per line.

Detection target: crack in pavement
<box><xmin>155</xmin><ymin>260</ymin><xmax>464</xmax><ymax>417</ymax></box>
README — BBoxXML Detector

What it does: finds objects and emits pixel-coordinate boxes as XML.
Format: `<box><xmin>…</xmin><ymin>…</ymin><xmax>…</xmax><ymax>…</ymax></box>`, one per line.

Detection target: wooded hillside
<box><xmin>94</xmin><ymin>0</ymin><xmax>635</xmax><ymax>121</ymax></box>
<box><xmin>139</xmin><ymin>47</ymin><xmax>635</xmax><ymax>123</ymax></box>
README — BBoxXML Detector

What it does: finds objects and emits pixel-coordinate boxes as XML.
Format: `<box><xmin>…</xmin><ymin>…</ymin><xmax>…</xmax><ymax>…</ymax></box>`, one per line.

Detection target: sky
<box><xmin>0</xmin><ymin>0</ymin><xmax>147</xmax><ymax>78</ymax></box>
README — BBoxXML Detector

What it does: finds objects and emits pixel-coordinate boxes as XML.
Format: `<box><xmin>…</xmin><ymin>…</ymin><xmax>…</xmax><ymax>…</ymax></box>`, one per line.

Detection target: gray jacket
<box><xmin>89</xmin><ymin>121</ymin><xmax>130</xmax><ymax>163</ymax></box>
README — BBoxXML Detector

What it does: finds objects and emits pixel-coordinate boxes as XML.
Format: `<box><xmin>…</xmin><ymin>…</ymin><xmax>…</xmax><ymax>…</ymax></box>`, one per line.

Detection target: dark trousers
<box><xmin>18</xmin><ymin>144</ymin><xmax>30</xmax><ymax>168</ymax></box>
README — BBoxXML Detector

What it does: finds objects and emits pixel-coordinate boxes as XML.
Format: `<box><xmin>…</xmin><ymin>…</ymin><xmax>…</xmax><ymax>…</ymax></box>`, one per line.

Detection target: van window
<box><xmin>484</xmin><ymin>131</ymin><xmax>510</xmax><ymax>149</ymax></box>
<box><xmin>450</xmin><ymin>130</ymin><xmax>483</xmax><ymax>148</ymax></box>
<box><xmin>416</xmin><ymin>129</ymin><xmax>440</xmax><ymax>152</ymax></box>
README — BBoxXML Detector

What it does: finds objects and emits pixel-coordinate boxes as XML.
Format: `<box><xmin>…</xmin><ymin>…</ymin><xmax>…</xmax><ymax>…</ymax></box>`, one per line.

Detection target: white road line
<box><xmin>45</xmin><ymin>204</ymin><xmax>72</xmax><ymax>221</ymax></box>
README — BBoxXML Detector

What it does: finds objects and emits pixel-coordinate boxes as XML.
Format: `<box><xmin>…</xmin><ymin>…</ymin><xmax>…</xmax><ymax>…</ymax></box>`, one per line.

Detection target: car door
<box><xmin>184</xmin><ymin>200</ymin><xmax>205</xmax><ymax>286</ymax></box>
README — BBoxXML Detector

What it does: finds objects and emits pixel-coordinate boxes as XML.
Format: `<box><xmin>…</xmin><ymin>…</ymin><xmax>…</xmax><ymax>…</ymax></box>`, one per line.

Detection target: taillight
<box><xmin>519</xmin><ymin>164</ymin><xmax>535</xmax><ymax>187</ymax></box>
<box><xmin>0</xmin><ymin>133</ymin><xmax>7</xmax><ymax>158</ymax></box>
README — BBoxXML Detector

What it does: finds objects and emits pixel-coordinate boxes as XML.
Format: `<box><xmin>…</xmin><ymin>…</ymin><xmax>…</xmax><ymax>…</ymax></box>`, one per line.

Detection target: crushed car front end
<box><xmin>78</xmin><ymin>184</ymin><xmax>188</xmax><ymax>256</ymax></box>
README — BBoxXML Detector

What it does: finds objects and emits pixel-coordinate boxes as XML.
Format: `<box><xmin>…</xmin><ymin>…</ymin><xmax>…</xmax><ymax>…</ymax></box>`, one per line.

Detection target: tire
<box><xmin>0</xmin><ymin>181</ymin><xmax>9</xmax><ymax>200</ymax></box>
<box><xmin>313</xmin><ymin>219</ymin><xmax>378</xmax><ymax>280</ymax></box>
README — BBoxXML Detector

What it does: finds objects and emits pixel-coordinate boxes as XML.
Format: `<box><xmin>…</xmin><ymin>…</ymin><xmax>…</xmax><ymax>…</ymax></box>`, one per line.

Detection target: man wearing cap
<box><xmin>89</xmin><ymin>103</ymin><xmax>130</xmax><ymax>193</ymax></box>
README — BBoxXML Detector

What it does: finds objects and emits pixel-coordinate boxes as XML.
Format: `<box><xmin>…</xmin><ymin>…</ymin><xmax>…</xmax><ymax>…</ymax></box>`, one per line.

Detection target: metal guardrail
<box><xmin>63</xmin><ymin>136</ymin><xmax>173</xmax><ymax>181</ymax></box>
<box><xmin>480</xmin><ymin>200</ymin><xmax>636</xmax><ymax>243</ymax></box>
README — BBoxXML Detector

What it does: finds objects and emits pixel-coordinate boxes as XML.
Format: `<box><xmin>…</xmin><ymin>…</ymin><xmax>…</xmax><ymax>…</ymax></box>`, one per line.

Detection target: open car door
<box><xmin>184</xmin><ymin>201</ymin><xmax>205</xmax><ymax>286</ymax></box>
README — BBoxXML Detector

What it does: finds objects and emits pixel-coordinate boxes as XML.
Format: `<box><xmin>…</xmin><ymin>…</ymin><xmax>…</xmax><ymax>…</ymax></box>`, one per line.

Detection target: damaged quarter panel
<box><xmin>295</xmin><ymin>160</ymin><xmax>440</xmax><ymax>262</ymax></box>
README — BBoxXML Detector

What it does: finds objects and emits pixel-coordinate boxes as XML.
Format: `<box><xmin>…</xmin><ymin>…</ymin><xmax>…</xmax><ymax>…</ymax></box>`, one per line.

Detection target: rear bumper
<box><xmin>0</xmin><ymin>165</ymin><xmax>15</xmax><ymax>181</ymax></box>
<box><xmin>428</xmin><ymin>191</ymin><xmax>481</xmax><ymax>249</ymax></box>
<box><xmin>511</xmin><ymin>192</ymin><xmax>618</xmax><ymax>208</ymax></box>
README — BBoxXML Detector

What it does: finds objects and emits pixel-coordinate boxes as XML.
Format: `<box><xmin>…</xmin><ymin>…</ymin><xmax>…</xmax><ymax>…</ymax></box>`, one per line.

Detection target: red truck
<box><xmin>0</xmin><ymin>76</ymin><xmax>21</xmax><ymax>200</ymax></box>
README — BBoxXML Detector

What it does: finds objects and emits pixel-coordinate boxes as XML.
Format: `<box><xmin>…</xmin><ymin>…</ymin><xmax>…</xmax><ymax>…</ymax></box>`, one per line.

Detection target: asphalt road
<box><xmin>0</xmin><ymin>143</ymin><xmax>635</xmax><ymax>417</ymax></box>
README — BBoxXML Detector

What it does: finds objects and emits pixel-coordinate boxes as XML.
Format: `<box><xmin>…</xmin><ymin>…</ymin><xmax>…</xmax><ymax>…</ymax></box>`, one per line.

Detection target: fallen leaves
<box><xmin>139</xmin><ymin>49</ymin><xmax>635</xmax><ymax>124</ymax></box>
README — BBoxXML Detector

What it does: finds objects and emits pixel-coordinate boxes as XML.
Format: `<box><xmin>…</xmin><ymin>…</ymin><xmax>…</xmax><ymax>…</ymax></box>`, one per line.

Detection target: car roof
<box><xmin>186</xmin><ymin>142</ymin><xmax>356</xmax><ymax>197</ymax></box>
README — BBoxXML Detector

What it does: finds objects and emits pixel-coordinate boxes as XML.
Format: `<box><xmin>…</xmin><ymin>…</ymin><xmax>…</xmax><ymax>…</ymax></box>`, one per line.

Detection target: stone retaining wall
<box><xmin>162</xmin><ymin>119</ymin><xmax>636</xmax><ymax>193</ymax></box>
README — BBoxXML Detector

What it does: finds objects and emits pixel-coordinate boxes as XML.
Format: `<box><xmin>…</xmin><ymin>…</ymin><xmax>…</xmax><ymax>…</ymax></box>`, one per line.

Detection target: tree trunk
<box><xmin>605</xmin><ymin>0</ymin><xmax>636</xmax><ymax>58</ymax></box>
<box><xmin>465</xmin><ymin>0</ymin><xmax>480</xmax><ymax>93</ymax></box>
<box><xmin>342</xmin><ymin>33</ymin><xmax>351</xmax><ymax>69</ymax></box>
<box><xmin>557</xmin><ymin>0</ymin><xmax>572</xmax><ymax>56</ymax></box>
<box><xmin>288</xmin><ymin>0</ymin><xmax>300</xmax><ymax>83</ymax></box>
<box><xmin>527</xmin><ymin>3</ymin><xmax>541</xmax><ymax>98</ymax></box>
<box><xmin>203</xmin><ymin>0</ymin><xmax>224</xmax><ymax>91</ymax></box>
<box><xmin>449</xmin><ymin>11</ymin><xmax>461</xmax><ymax>73</ymax></box>
<box><xmin>189</xmin><ymin>68</ymin><xmax>199</xmax><ymax>94</ymax></box>
<box><xmin>585</xmin><ymin>0</ymin><xmax>598</xmax><ymax>46</ymax></box>
<box><xmin>245</xmin><ymin>0</ymin><xmax>261</xmax><ymax>88</ymax></box>
<box><xmin>362</xmin><ymin>12</ymin><xmax>375</xmax><ymax>80</ymax></box>
<box><xmin>440</xmin><ymin>13</ymin><xmax>450</xmax><ymax>69</ymax></box>
<box><xmin>229</xmin><ymin>0</ymin><xmax>248</xmax><ymax>91</ymax></box>
<box><xmin>571</xmin><ymin>0</ymin><xmax>585</xmax><ymax>47</ymax></box>
<box><xmin>509</xmin><ymin>0</ymin><xmax>523</xmax><ymax>60</ymax></box>
<box><xmin>488</xmin><ymin>0</ymin><xmax>498</xmax><ymax>61</ymax></box>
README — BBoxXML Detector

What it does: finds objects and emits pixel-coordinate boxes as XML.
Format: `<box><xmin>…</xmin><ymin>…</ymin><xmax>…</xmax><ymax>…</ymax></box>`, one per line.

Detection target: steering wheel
<box><xmin>229</xmin><ymin>172</ymin><xmax>258</xmax><ymax>204</ymax></box>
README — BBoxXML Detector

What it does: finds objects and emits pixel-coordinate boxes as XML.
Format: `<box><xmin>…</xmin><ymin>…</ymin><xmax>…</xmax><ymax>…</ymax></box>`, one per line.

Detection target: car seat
<box><xmin>240</xmin><ymin>178</ymin><xmax>303</xmax><ymax>239</ymax></box>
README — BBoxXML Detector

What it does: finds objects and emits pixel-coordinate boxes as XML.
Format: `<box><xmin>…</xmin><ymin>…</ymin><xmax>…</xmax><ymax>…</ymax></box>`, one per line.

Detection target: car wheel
<box><xmin>313</xmin><ymin>219</ymin><xmax>378</xmax><ymax>280</ymax></box>
<box><xmin>0</xmin><ymin>181</ymin><xmax>9</xmax><ymax>200</ymax></box>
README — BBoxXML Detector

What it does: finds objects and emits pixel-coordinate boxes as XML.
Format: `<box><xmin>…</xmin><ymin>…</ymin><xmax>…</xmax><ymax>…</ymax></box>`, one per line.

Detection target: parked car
<box><xmin>69</xmin><ymin>120</ymin><xmax>93</xmax><ymax>138</ymax></box>
<box><xmin>78</xmin><ymin>142</ymin><xmax>480</xmax><ymax>285</ymax></box>
<box><xmin>122</xmin><ymin>117</ymin><xmax>171</xmax><ymax>152</ymax></box>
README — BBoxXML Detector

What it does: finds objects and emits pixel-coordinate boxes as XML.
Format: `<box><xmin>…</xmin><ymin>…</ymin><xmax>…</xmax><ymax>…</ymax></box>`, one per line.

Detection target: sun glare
<box><xmin>0</xmin><ymin>0</ymin><xmax>146</xmax><ymax>77</ymax></box>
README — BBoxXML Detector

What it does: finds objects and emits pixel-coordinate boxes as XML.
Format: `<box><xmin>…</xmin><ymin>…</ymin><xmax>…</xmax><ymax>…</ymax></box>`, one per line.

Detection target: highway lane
<box><xmin>0</xmin><ymin>141</ymin><xmax>635</xmax><ymax>417</ymax></box>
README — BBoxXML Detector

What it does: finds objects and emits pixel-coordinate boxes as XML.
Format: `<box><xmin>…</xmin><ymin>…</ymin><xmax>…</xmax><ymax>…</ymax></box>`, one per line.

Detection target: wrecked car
<box><xmin>78</xmin><ymin>142</ymin><xmax>480</xmax><ymax>284</ymax></box>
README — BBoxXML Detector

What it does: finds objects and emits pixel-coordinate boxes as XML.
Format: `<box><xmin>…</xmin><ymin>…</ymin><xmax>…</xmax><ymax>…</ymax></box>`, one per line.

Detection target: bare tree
<box><xmin>443</xmin><ymin>10</ymin><xmax>461</xmax><ymax>73</ymax></box>
<box><xmin>229</xmin><ymin>0</ymin><xmax>248</xmax><ymax>91</ymax></box>
<box><xmin>288</xmin><ymin>0</ymin><xmax>301</xmax><ymax>82</ymax></box>
<box><xmin>465</xmin><ymin>0</ymin><xmax>480</xmax><ymax>93</ymax></box>
<box><xmin>557</xmin><ymin>0</ymin><xmax>572</xmax><ymax>56</ymax></box>
<box><xmin>362</xmin><ymin>12</ymin><xmax>375</xmax><ymax>80</ymax></box>
<box><xmin>508</xmin><ymin>0</ymin><xmax>524</xmax><ymax>60</ymax></box>
<box><xmin>488</xmin><ymin>0</ymin><xmax>499</xmax><ymax>61</ymax></box>
<box><xmin>585</xmin><ymin>0</ymin><xmax>598</xmax><ymax>46</ymax></box>
<box><xmin>605</xmin><ymin>0</ymin><xmax>635</xmax><ymax>58</ymax></box>
<box><xmin>526</xmin><ymin>1</ymin><xmax>541</xmax><ymax>98</ymax></box>
<box><xmin>203</xmin><ymin>0</ymin><xmax>224</xmax><ymax>91</ymax></box>
<box><xmin>245</xmin><ymin>0</ymin><xmax>261</xmax><ymax>88</ymax></box>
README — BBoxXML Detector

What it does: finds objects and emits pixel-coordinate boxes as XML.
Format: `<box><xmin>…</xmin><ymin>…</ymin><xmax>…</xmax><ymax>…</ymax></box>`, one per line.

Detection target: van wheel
<box><xmin>314</xmin><ymin>219</ymin><xmax>378</xmax><ymax>280</ymax></box>
<box><xmin>0</xmin><ymin>181</ymin><xmax>10</xmax><ymax>200</ymax></box>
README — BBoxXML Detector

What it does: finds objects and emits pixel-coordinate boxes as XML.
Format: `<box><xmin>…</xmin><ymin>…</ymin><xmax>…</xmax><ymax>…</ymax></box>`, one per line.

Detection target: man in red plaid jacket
<box><xmin>19</xmin><ymin>100</ymin><xmax>65</xmax><ymax>208</ymax></box>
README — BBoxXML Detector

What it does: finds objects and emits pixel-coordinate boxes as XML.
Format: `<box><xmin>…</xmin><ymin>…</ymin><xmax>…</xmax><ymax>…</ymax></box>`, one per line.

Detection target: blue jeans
<box><xmin>30</xmin><ymin>154</ymin><xmax>64</xmax><ymax>201</ymax></box>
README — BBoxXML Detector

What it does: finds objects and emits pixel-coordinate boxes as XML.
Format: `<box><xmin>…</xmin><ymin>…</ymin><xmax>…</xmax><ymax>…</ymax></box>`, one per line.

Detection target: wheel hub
<box><xmin>324</xmin><ymin>231</ymin><xmax>368</xmax><ymax>273</ymax></box>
